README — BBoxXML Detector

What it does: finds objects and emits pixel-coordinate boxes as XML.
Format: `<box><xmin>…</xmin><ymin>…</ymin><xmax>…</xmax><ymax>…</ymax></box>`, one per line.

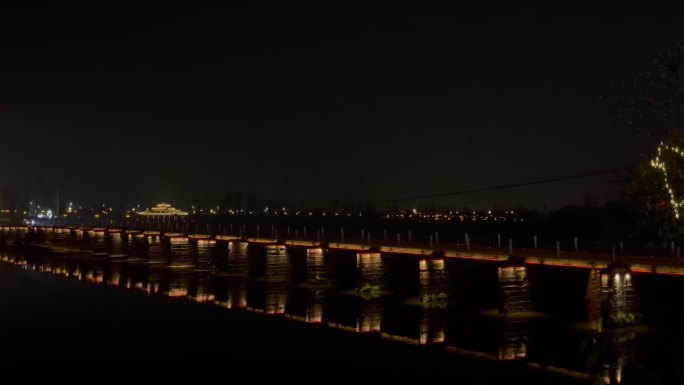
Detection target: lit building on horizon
<box><xmin>138</xmin><ymin>203</ymin><xmax>189</xmax><ymax>216</ymax></box>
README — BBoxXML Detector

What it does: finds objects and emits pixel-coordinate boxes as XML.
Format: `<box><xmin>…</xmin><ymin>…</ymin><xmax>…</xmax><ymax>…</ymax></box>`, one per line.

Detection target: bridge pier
<box><xmin>227</xmin><ymin>241</ymin><xmax>250</xmax><ymax>277</ymax></box>
<box><xmin>26</xmin><ymin>226</ymin><xmax>43</xmax><ymax>245</ymax></box>
<box><xmin>28</xmin><ymin>226</ymin><xmax>44</xmax><ymax>245</ymax></box>
<box><xmin>93</xmin><ymin>228</ymin><xmax>108</xmax><ymax>252</ymax></box>
<box><xmin>356</xmin><ymin>252</ymin><xmax>386</xmax><ymax>296</ymax></box>
<box><xmin>497</xmin><ymin>256</ymin><xmax>533</xmax><ymax>313</ymax></box>
<box><xmin>167</xmin><ymin>234</ymin><xmax>191</xmax><ymax>266</ymax></box>
<box><xmin>213</xmin><ymin>238</ymin><xmax>230</xmax><ymax>271</ymax></box>
<box><xmin>0</xmin><ymin>227</ymin><xmax>7</xmax><ymax>246</ymax></box>
<box><xmin>265</xmin><ymin>244</ymin><xmax>291</xmax><ymax>283</ymax></box>
<box><xmin>306</xmin><ymin>247</ymin><xmax>328</xmax><ymax>285</ymax></box>
<box><xmin>145</xmin><ymin>232</ymin><xmax>165</xmax><ymax>263</ymax></box>
<box><xmin>125</xmin><ymin>231</ymin><xmax>146</xmax><ymax>258</ymax></box>
<box><xmin>585</xmin><ymin>269</ymin><xmax>602</xmax><ymax>332</ymax></box>
<box><xmin>600</xmin><ymin>263</ymin><xmax>638</xmax><ymax>328</ymax></box>
<box><xmin>105</xmin><ymin>229</ymin><xmax>125</xmax><ymax>256</ymax></box>
<box><xmin>419</xmin><ymin>258</ymin><xmax>447</xmax><ymax>304</ymax></box>
<box><xmin>49</xmin><ymin>227</ymin><xmax>67</xmax><ymax>248</ymax></box>
<box><xmin>78</xmin><ymin>227</ymin><xmax>91</xmax><ymax>249</ymax></box>
<box><xmin>191</xmin><ymin>236</ymin><xmax>216</xmax><ymax>270</ymax></box>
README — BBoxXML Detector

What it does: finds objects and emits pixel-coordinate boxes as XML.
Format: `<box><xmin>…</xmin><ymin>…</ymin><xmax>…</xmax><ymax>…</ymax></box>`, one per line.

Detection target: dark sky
<box><xmin>1</xmin><ymin>0</ymin><xmax>682</xmax><ymax>209</ymax></box>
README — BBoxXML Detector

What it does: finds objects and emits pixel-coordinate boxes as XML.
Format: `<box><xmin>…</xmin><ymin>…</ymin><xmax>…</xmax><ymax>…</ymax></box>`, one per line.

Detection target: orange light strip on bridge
<box><xmin>631</xmin><ymin>268</ymin><xmax>684</xmax><ymax>276</ymax></box>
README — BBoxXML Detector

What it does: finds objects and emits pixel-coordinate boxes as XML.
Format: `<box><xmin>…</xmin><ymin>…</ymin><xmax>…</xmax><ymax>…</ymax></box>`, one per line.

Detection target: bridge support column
<box><xmin>106</xmin><ymin>230</ymin><xmax>125</xmax><ymax>256</ymax></box>
<box><xmin>213</xmin><ymin>238</ymin><xmax>230</xmax><ymax>270</ymax></box>
<box><xmin>600</xmin><ymin>263</ymin><xmax>638</xmax><ymax>328</ymax></box>
<box><xmin>79</xmin><ymin>228</ymin><xmax>91</xmax><ymax>249</ymax></box>
<box><xmin>145</xmin><ymin>232</ymin><xmax>165</xmax><ymax>263</ymax></box>
<box><xmin>91</xmin><ymin>228</ymin><xmax>107</xmax><ymax>252</ymax></box>
<box><xmin>265</xmin><ymin>244</ymin><xmax>291</xmax><ymax>283</ymax></box>
<box><xmin>306</xmin><ymin>248</ymin><xmax>327</xmax><ymax>285</ymax></box>
<box><xmin>419</xmin><ymin>258</ymin><xmax>447</xmax><ymax>304</ymax></box>
<box><xmin>51</xmin><ymin>227</ymin><xmax>68</xmax><ymax>248</ymax></box>
<box><xmin>125</xmin><ymin>231</ymin><xmax>145</xmax><ymax>258</ymax></box>
<box><xmin>70</xmin><ymin>227</ymin><xmax>80</xmax><ymax>244</ymax></box>
<box><xmin>191</xmin><ymin>237</ymin><xmax>216</xmax><ymax>270</ymax></box>
<box><xmin>227</xmin><ymin>241</ymin><xmax>250</xmax><ymax>277</ymax></box>
<box><xmin>167</xmin><ymin>235</ymin><xmax>190</xmax><ymax>265</ymax></box>
<box><xmin>497</xmin><ymin>256</ymin><xmax>533</xmax><ymax>313</ymax></box>
<box><xmin>356</xmin><ymin>252</ymin><xmax>386</xmax><ymax>296</ymax></box>
<box><xmin>585</xmin><ymin>269</ymin><xmax>602</xmax><ymax>332</ymax></box>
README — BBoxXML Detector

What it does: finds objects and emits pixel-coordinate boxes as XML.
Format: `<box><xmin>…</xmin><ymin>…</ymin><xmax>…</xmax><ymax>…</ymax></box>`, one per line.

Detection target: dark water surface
<box><xmin>1</xmin><ymin>231</ymin><xmax>684</xmax><ymax>383</ymax></box>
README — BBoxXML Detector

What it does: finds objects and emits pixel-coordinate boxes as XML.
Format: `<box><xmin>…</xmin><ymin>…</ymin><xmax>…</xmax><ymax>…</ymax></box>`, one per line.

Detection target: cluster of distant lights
<box><xmin>9</xmin><ymin>202</ymin><xmax>525</xmax><ymax>222</ymax></box>
<box><xmin>385</xmin><ymin>209</ymin><xmax>523</xmax><ymax>222</ymax></box>
<box><xmin>183</xmin><ymin>207</ymin><xmax>524</xmax><ymax>222</ymax></box>
<box><xmin>651</xmin><ymin>142</ymin><xmax>684</xmax><ymax>219</ymax></box>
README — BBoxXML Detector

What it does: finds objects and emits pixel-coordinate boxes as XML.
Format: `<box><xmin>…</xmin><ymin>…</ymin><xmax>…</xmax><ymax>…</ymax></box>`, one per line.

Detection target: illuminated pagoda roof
<box><xmin>138</xmin><ymin>203</ymin><xmax>188</xmax><ymax>216</ymax></box>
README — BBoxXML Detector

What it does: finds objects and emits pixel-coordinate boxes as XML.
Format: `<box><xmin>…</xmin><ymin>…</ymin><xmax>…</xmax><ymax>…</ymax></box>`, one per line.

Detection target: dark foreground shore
<box><xmin>0</xmin><ymin>262</ymin><xmax>589</xmax><ymax>384</ymax></box>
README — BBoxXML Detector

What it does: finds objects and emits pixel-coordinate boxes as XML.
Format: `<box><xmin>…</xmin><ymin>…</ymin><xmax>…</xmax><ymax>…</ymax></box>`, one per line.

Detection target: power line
<box><xmin>368</xmin><ymin>167</ymin><xmax>632</xmax><ymax>205</ymax></box>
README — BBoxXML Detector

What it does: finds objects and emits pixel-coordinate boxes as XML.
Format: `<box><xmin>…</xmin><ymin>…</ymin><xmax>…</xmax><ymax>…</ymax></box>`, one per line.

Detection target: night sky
<box><xmin>1</xmin><ymin>1</ymin><xmax>682</xmax><ymax>210</ymax></box>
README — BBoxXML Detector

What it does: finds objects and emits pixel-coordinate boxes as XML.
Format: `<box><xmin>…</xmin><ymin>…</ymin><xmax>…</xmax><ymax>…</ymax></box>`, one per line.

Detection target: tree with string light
<box><xmin>608</xmin><ymin>43</ymin><xmax>684</xmax><ymax>242</ymax></box>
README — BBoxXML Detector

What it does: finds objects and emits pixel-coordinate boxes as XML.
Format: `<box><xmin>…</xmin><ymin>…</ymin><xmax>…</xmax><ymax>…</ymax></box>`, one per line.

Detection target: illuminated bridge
<box><xmin>2</xmin><ymin>224</ymin><xmax>676</xmax><ymax>383</ymax></box>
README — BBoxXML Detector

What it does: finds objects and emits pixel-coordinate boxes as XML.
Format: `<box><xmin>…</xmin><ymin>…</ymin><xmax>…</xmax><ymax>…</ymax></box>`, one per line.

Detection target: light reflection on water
<box><xmin>0</xmin><ymin>251</ymin><xmax>648</xmax><ymax>382</ymax></box>
<box><xmin>3</xmin><ymin>227</ymin><xmax>684</xmax><ymax>383</ymax></box>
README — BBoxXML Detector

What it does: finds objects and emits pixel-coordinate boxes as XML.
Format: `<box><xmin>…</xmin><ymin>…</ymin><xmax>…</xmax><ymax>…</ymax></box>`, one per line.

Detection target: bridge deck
<box><xmin>245</xmin><ymin>236</ymin><xmax>684</xmax><ymax>276</ymax></box>
<box><xmin>5</xmin><ymin>226</ymin><xmax>684</xmax><ymax>276</ymax></box>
